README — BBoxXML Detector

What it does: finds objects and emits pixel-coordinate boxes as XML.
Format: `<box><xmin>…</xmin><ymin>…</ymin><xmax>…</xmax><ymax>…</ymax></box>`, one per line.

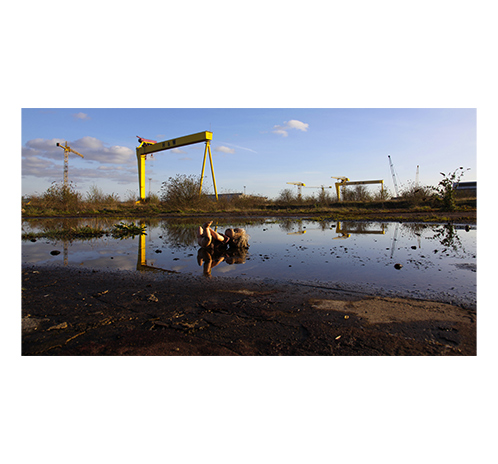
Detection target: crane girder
<box><xmin>137</xmin><ymin>131</ymin><xmax>213</xmax><ymax>157</ymax></box>
<box><xmin>340</xmin><ymin>180</ymin><xmax>384</xmax><ymax>186</ymax></box>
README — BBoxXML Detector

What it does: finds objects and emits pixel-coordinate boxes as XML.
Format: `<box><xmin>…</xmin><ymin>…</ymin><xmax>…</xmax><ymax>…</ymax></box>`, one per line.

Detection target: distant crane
<box><xmin>287</xmin><ymin>182</ymin><xmax>306</xmax><ymax>199</ymax></box>
<box><xmin>387</xmin><ymin>155</ymin><xmax>400</xmax><ymax>197</ymax></box>
<box><xmin>331</xmin><ymin>176</ymin><xmax>384</xmax><ymax>201</ymax></box>
<box><xmin>56</xmin><ymin>142</ymin><xmax>84</xmax><ymax>188</ymax></box>
<box><xmin>304</xmin><ymin>185</ymin><xmax>334</xmax><ymax>192</ymax></box>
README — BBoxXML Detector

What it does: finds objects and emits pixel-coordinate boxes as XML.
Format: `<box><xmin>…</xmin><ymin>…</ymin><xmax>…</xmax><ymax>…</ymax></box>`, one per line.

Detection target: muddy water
<box><xmin>22</xmin><ymin>218</ymin><xmax>477</xmax><ymax>307</ymax></box>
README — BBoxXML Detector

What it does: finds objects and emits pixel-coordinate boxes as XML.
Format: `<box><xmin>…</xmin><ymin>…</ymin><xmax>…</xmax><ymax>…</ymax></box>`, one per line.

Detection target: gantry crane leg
<box><xmin>199</xmin><ymin>141</ymin><xmax>218</xmax><ymax>200</ymax></box>
<box><xmin>136</xmin><ymin>152</ymin><xmax>146</xmax><ymax>201</ymax></box>
<box><xmin>335</xmin><ymin>183</ymin><xmax>342</xmax><ymax>201</ymax></box>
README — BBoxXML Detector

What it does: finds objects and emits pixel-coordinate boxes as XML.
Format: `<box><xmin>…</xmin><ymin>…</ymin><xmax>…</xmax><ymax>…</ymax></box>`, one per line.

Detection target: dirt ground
<box><xmin>21</xmin><ymin>264</ymin><xmax>476</xmax><ymax>356</ymax></box>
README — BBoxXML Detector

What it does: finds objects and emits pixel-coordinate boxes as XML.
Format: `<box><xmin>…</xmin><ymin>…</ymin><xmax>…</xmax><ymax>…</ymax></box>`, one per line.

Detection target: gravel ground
<box><xmin>21</xmin><ymin>264</ymin><xmax>477</xmax><ymax>356</ymax></box>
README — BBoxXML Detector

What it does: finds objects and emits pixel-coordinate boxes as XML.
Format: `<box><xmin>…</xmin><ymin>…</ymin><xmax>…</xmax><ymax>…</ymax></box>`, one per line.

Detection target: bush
<box><xmin>144</xmin><ymin>192</ymin><xmax>161</xmax><ymax>204</ymax></box>
<box><xmin>314</xmin><ymin>189</ymin><xmax>334</xmax><ymax>205</ymax></box>
<box><xmin>399</xmin><ymin>182</ymin><xmax>434</xmax><ymax>206</ymax></box>
<box><xmin>42</xmin><ymin>182</ymin><xmax>83</xmax><ymax>211</ymax></box>
<box><xmin>86</xmin><ymin>184</ymin><xmax>120</xmax><ymax>207</ymax></box>
<box><xmin>342</xmin><ymin>185</ymin><xmax>372</xmax><ymax>201</ymax></box>
<box><xmin>276</xmin><ymin>188</ymin><xmax>298</xmax><ymax>204</ymax></box>
<box><xmin>160</xmin><ymin>174</ymin><xmax>207</xmax><ymax>208</ymax></box>
<box><xmin>434</xmin><ymin>167</ymin><xmax>470</xmax><ymax>211</ymax></box>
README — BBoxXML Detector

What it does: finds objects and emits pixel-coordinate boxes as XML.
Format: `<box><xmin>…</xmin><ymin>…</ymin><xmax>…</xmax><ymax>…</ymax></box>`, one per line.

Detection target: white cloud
<box><xmin>272</xmin><ymin>127</ymin><xmax>289</xmax><ymax>137</ymax></box>
<box><xmin>286</xmin><ymin>119</ymin><xmax>309</xmax><ymax>132</ymax></box>
<box><xmin>97</xmin><ymin>165</ymin><xmax>124</xmax><ymax>171</ymax></box>
<box><xmin>21</xmin><ymin>156</ymin><xmax>59</xmax><ymax>177</ymax></box>
<box><xmin>71</xmin><ymin>136</ymin><xmax>134</xmax><ymax>164</ymax></box>
<box><xmin>72</xmin><ymin>112</ymin><xmax>90</xmax><ymax>120</ymax></box>
<box><xmin>23</xmin><ymin>137</ymin><xmax>134</xmax><ymax>164</ymax></box>
<box><xmin>214</xmin><ymin>145</ymin><xmax>235</xmax><ymax>154</ymax></box>
<box><xmin>22</xmin><ymin>136</ymin><xmax>136</xmax><ymax>186</ymax></box>
<box><xmin>218</xmin><ymin>142</ymin><xmax>257</xmax><ymax>153</ymax></box>
<box><xmin>272</xmin><ymin>119</ymin><xmax>309</xmax><ymax>137</ymax></box>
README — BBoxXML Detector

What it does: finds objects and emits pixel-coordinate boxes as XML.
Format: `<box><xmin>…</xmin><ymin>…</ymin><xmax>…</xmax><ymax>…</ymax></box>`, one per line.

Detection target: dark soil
<box><xmin>21</xmin><ymin>265</ymin><xmax>476</xmax><ymax>356</ymax></box>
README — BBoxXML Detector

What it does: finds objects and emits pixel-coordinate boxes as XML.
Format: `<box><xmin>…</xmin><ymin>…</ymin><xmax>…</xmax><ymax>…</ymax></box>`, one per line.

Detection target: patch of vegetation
<box><xmin>434</xmin><ymin>167</ymin><xmax>471</xmax><ymax>211</ymax></box>
<box><xmin>111</xmin><ymin>222</ymin><xmax>146</xmax><ymax>239</ymax></box>
<box><xmin>21</xmin><ymin>169</ymin><xmax>476</xmax><ymax>221</ymax></box>
<box><xmin>160</xmin><ymin>174</ymin><xmax>208</xmax><ymax>209</ymax></box>
<box><xmin>22</xmin><ymin>225</ymin><xmax>107</xmax><ymax>241</ymax></box>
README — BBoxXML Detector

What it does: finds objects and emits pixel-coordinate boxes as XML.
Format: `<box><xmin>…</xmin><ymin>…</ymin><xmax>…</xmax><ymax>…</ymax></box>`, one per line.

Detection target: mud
<box><xmin>21</xmin><ymin>264</ymin><xmax>476</xmax><ymax>356</ymax></box>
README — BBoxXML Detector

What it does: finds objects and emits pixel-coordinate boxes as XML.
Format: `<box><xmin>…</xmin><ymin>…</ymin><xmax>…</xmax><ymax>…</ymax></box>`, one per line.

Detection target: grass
<box><xmin>21</xmin><ymin>198</ymin><xmax>476</xmax><ymax>221</ymax></box>
<box><xmin>22</xmin><ymin>225</ymin><xmax>108</xmax><ymax>241</ymax></box>
<box><xmin>22</xmin><ymin>182</ymin><xmax>476</xmax><ymax>222</ymax></box>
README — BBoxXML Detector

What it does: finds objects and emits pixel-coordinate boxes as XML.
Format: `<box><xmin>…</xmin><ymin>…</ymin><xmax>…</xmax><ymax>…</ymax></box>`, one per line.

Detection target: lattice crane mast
<box><xmin>56</xmin><ymin>142</ymin><xmax>84</xmax><ymax>188</ymax></box>
<box><xmin>387</xmin><ymin>155</ymin><xmax>400</xmax><ymax>197</ymax></box>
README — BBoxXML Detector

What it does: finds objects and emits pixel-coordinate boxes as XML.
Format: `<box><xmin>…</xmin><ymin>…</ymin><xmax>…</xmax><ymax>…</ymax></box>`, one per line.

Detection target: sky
<box><xmin>21</xmin><ymin>108</ymin><xmax>476</xmax><ymax>200</ymax></box>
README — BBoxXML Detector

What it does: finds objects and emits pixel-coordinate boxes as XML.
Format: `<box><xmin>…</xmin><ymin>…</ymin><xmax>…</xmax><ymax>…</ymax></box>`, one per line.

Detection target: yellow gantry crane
<box><xmin>331</xmin><ymin>176</ymin><xmax>384</xmax><ymax>201</ymax></box>
<box><xmin>136</xmin><ymin>131</ymin><xmax>217</xmax><ymax>202</ymax></box>
<box><xmin>56</xmin><ymin>142</ymin><xmax>84</xmax><ymax>188</ymax></box>
<box><xmin>287</xmin><ymin>182</ymin><xmax>306</xmax><ymax>199</ymax></box>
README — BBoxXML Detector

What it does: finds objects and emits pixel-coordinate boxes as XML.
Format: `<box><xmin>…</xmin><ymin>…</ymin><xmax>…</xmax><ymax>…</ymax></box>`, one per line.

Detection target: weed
<box><xmin>111</xmin><ymin>222</ymin><xmax>146</xmax><ymax>239</ymax></box>
<box><xmin>434</xmin><ymin>167</ymin><xmax>471</xmax><ymax>211</ymax></box>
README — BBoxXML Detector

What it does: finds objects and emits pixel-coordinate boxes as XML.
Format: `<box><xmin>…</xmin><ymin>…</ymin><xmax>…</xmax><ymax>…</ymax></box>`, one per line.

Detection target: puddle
<box><xmin>22</xmin><ymin>218</ymin><xmax>477</xmax><ymax>306</ymax></box>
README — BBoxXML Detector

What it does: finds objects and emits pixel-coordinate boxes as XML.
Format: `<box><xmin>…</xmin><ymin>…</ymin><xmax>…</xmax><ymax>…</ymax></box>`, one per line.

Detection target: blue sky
<box><xmin>21</xmin><ymin>108</ymin><xmax>476</xmax><ymax>200</ymax></box>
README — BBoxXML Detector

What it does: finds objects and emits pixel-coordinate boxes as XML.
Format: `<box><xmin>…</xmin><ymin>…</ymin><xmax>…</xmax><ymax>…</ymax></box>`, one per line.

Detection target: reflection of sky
<box><xmin>22</xmin><ymin>220</ymin><xmax>477</xmax><ymax>303</ymax></box>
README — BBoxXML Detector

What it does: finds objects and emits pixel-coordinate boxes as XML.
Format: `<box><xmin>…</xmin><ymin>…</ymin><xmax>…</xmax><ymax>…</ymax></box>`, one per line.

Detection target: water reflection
<box><xmin>137</xmin><ymin>231</ymin><xmax>178</xmax><ymax>274</ymax></box>
<box><xmin>429</xmin><ymin>223</ymin><xmax>465</xmax><ymax>253</ymax></box>
<box><xmin>137</xmin><ymin>220</ymin><xmax>250</xmax><ymax>277</ymax></box>
<box><xmin>22</xmin><ymin>218</ymin><xmax>476</xmax><ymax>305</ymax></box>
<box><xmin>197</xmin><ymin>246</ymin><xmax>248</xmax><ymax>277</ymax></box>
<box><xmin>159</xmin><ymin>221</ymin><xmax>198</xmax><ymax>248</ymax></box>
<box><xmin>285</xmin><ymin>221</ymin><xmax>386</xmax><ymax>240</ymax></box>
<box><xmin>334</xmin><ymin>221</ymin><xmax>386</xmax><ymax>240</ymax></box>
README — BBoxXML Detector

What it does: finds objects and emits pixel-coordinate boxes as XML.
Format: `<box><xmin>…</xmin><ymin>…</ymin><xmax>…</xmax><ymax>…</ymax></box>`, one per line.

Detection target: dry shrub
<box><xmin>41</xmin><ymin>182</ymin><xmax>83</xmax><ymax>211</ymax></box>
<box><xmin>400</xmin><ymin>182</ymin><xmax>435</xmax><ymax>206</ymax></box>
<box><xmin>160</xmin><ymin>174</ymin><xmax>209</xmax><ymax>209</ymax></box>
<box><xmin>85</xmin><ymin>184</ymin><xmax>120</xmax><ymax>207</ymax></box>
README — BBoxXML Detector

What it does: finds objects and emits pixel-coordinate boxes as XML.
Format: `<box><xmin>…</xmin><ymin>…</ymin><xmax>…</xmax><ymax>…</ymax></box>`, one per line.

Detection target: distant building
<box><xmin>207</xmin><ymin>193</ymin><xmax>244</xmax><ymax>201</ymax></box>
<box><xmin>453</xmin><ymin>181</ymin><xmax>477</xmax><ymax>196</ymax></box>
